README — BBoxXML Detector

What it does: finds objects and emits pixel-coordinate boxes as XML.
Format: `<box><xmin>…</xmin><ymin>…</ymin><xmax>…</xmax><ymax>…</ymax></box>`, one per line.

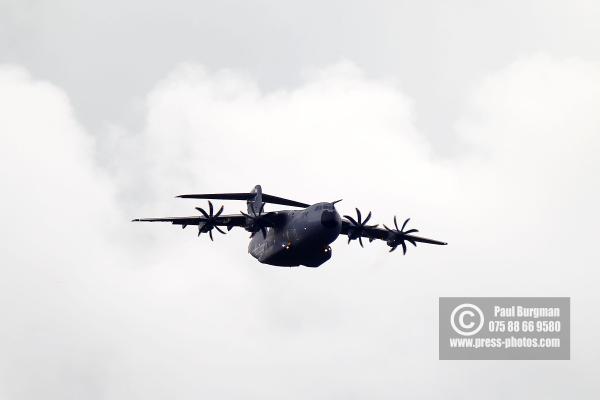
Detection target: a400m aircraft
<box><xmin>133</xmin><ymin>185</ymin><xmax>447</xmax><ymax>267</ymax></box>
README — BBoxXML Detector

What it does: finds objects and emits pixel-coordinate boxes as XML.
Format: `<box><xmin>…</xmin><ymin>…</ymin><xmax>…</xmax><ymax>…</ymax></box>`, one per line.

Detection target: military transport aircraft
<box><xmin>133</xmin><ymin>185</ymin><xmax>446</xmax><ymax>267</ymax></box>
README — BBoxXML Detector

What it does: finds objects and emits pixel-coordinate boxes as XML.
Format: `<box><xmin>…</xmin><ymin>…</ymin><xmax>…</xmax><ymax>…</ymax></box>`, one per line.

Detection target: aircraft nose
<box><xmin>321</xmin><ymin>210</ymin><xmax>339</xmax><ymax>228</ymax></box>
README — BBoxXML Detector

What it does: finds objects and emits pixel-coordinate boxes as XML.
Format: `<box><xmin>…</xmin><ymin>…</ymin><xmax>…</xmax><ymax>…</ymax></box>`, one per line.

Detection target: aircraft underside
<box><xmin>251</xmin><ymin>240</ymin><xmax>333</xmax><ymax>268</ymax></box>
<box><xmin>248</xmin><ymin>223</ymin><xmax>337</xmax><ymax>267</ymax></box>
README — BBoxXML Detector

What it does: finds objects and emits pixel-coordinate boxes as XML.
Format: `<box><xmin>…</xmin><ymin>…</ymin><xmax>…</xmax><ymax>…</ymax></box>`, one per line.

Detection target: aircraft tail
<box><xmin>177</xmin><ymin>185</ymin><xmax>309</xmax><ymax>209</ymax></box>
<box><xmin>247</xmin><ymin>185</ymin><xmax>265</xmax><ymax>215</ymax></box>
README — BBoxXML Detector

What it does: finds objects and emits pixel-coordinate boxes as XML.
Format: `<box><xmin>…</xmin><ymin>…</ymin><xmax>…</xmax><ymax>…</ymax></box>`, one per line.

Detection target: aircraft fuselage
<box><xmin>248</xmin><ymin>202</ymin><xmax>342</xmax><ymax>267</ymax></box>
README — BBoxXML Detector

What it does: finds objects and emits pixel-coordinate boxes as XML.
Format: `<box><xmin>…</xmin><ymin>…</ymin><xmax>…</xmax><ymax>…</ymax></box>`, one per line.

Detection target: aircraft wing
<box><xmin>340</xmin><ymin>217</ymin><xmax>446</xmax><ymax>254</ymax></box>
<box><xmin>132</xmin><ymin>213</ymin><xmax>246</xmax><ymax>229</ymax></box>
<box><xmin>341</xmin><ymin>221</ymin><xmax>447</xmax><ymax>244</ymax></box>
<box><xmin>132</xmin><ymin>210</ymin><xmax>286</xmax><ymax>239</ymax></box>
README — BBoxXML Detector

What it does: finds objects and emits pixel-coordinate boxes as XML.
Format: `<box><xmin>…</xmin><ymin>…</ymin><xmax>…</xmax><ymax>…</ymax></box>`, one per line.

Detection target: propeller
<box><xmin>383</xmin><ymin>216</ymin><xmax>419</xmax><ymax>254</ymax></box>
<box><xmin>343</xmin><ymin>208</ymin><xmax>378</xmax><ymax>247</ymax></box>
<box><xmin>195</xmin><ymin>201</ymin><xmax>226</xmax><ymax>240</ymax></box>
<box><xmin>241</xmin><ymin>203</ymin><xmax>269</xmax><ymax>239</ymax></box>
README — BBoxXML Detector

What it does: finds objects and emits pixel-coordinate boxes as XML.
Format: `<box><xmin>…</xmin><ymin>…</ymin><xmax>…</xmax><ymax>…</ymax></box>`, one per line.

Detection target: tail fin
<box><xmin>247</xmin><ymin>185</ymin><xmax>265</xmax><ymax>215</ymax></box>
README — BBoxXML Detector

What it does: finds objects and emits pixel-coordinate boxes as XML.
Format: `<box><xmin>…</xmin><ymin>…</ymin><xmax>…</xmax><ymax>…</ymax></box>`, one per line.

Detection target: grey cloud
<box><xmin>2</xmin><ymin>0</ymin><xmax>600</xmax><ymax>155</ymax></box>
<box><xmin>1</xmin><ymin>52</ymin><xmax>599</xmax><ymax>399</ymax></box>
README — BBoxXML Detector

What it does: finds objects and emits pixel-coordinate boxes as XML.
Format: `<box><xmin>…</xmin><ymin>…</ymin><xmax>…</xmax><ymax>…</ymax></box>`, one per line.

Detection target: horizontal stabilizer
<box><xmin>176</xmin><ymin>192</ymin><xmax>310</xmax><ymax>208</ymax></box>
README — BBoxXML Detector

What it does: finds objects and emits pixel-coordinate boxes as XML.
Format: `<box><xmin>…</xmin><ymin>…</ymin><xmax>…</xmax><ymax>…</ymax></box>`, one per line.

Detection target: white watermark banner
<box><xmin>439</xmin><ymin>297</ymin><xmax>570</xmax><ymax>360</ymax></box>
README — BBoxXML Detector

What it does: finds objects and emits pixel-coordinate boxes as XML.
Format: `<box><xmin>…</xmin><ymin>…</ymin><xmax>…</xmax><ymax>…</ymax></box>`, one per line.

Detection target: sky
<box><xmin>1</xmin><ymin>1</ymin><xmax>599</xmax><ymax>399</ymax></box>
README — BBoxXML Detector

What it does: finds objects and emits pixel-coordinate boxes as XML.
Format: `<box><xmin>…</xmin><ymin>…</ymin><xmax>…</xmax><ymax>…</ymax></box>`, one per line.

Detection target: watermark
<box><xmin>439</xmin><ymin>297</ymin><xmax>570</xmax><ymax>360</ymax></box>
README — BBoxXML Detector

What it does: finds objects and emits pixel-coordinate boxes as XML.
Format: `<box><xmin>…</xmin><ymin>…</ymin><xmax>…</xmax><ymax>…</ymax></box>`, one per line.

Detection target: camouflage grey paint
<box><xmin>248</xmin><ymin>202</ymin><xmax>341</xmax><ymax>268</ymax></box>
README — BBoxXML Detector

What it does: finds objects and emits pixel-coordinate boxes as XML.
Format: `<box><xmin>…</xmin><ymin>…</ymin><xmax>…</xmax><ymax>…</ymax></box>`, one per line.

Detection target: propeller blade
<box><xmin>208</xmin><ymin>201</ymin><xmax>214</xmax><ymax>216</ymax></box>
<box><xmin>196</xmin><ymin>207</ymin><xmax>209</xmax><ymax>219</ymax></box>
<box><xmin>404</xmin><ymin>228</ymin><xmax>418</xmax><ymax>234</ymax></box>
<box><xmin>363</xmin><ymin>211</ymin><xmax>372</xmax><ymax>225</ymax></box>
<box><xmin>348</xmin><ymin>237</ymin><xmax>351</xmax><ymax>244</ymax></box>
<box><xmin>389</xmin><ymin>245</ymin><xmax>397</xmax><ymax>252</ymax></box>
<box><xmin>401</xmin><ymin>218</ymin><xmax>410</xmax><ymax>231</ymax></box>
<box><xmin>358</xmin><ymin>237</ymin><xmax>364</xmax><ymax>248</ymax></box>
<box><xmin>215</xmin><ymin>226</ymin><xmax>225</xmax><ymax>234</ymax></box>
<box><xmin>356</xmin><ymin>208</ymin><xmax>362</xmax><ymax>224</ymax></box>
<box><xmin>401</xmin><ymin>241</ymin><xmax>407</xmax><ymax>255</ymax></box>
<box><xmin>209</xmin><ymin>230</ymin><xmax>213</xmax><ymax>241</ymax></box>
<box><xmin>394</xmin><ymin>216</ymin><xmax>399</xmax><ymax>231</ymax></box>
<box><xmin>215</xmin><ymin>205</ymin><xmax>224</xmax><ymax>217</ymax></box>
<box><xmin>344</xmin><ymin>215</ymin><xmax>358</xmax><ymax>226</ymax></box>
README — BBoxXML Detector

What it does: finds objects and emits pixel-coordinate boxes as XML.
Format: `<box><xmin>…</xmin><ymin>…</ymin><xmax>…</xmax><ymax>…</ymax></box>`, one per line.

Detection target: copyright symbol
<box><xmin>450</xmin><ymin>303</ymin><xmax>484</xmax><ymax>336</ymax></box>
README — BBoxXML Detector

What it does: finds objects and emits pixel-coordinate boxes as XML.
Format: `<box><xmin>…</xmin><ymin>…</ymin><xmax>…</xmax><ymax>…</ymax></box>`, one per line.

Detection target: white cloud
<box><xmin>1</xmin><ymin>55</ymin><xmax>599</xmax><ymax>399</ymax></box>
